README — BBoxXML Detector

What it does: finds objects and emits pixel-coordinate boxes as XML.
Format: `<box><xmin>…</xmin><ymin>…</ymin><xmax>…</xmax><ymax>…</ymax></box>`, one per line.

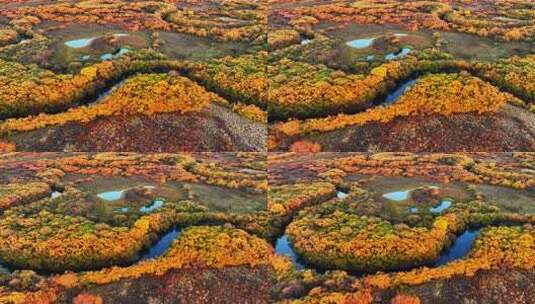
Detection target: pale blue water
<box><xmin>80</xmin><ymin>55</ymin><xmax>91</xmax><ymax>61</ymax></box>
<box><xmin>408</xmin><ymin>207</ymin><xmax>419</xmax><ymax>213</ymax></box>
<box><xmin>51</xmin><ymin>191</ymin><xmax>62</xmax><ymax>199</ymax></box>
<box><xmin>140</xmin><ymin>199</ymin><xmax>165</xmax><ymax>213</ymax></box>
<box><xmin>65</xmin><ymin>33</ymin><xmax>129</xmax><ymax>49</ymax></box>
<box><xmin>385</xmin><ymin>47</ymin><xmax>412</xmax><ymax>60</ymax></box>
<box><xmin>366</xmin><ymin>55</ymin><xmax>375</xmax><ymax>61</ymax></box>
<box><xmin>346</xmin><ymin>38</ymin><xmax>375</xmax><ymax>49</ymax></box>
<box><xmin>383</xmin><ymin>186</ymin><xmax>439</xmax><ymax>201</ymax></box>
<box><xmin>433</xmin><ymin>229</ymin><xmax>480</xmax><ymax>266</ymax></box>
<box><xmin>118</xmin><ymin>207</ymin><xmax>129</xmax><ymax>213</ymax></box>
<box><xmin>275</xmin><ymin>235</ymin><xmax>305</xmax><ymax>270</ymax></box>
<box><xmin>337</xmin><ymin>191</ymin><xmax>348</xmax><ymax>199</ymax></box>
<box><xmin>97</xmin><ymin>190</ymin><xmax>125</xmax><ymax>201</ymax></box>
<box><xmin>100</xmin><ymin>48</ymin><xmax>129</xmax><ymax>60</ymax></box>
<box><xmin>430</xmin><ymin>199</ymin><xmax>453</xmax><ymax>214</ymax></box>
<box><xmin>65</xmin><ymin>37</ymin><xmax>96</xmax><ymax>48</ymax></box>
<box><xmin>100</xmin><ymin>53</ymin><xmax>113</xmax><ymax>60</ymax></box>
<box><xmin>139</xmin><ymin>228</ymin><xmax>182</xmax><ymax>260</ymax></box>
<box><xmin>383</xmin><ymin>190</ymin><xmax>411</xmax><ymax>201</ymax></box>
<box><xmin>115</xmin><ymin>48</ymin><xmax>129</xmax><ymax>56</ymax></box>
<box><xmin>382</xmin><ymin>79</ymin><xmax>417</xmax><ymax>105</ymax></box>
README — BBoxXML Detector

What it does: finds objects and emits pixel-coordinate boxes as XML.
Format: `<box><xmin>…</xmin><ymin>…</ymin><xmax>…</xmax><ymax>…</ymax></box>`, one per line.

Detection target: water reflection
<box><xmin>381</xmin><ymin>79</ymin><xmax>417</xmax><ymax>105</ymax></box>
<box><xmin>139</xmin><ymin>227</ymin><xmax>182</xmax><ymax>260</ymax></box>
<box><xmin>433</xmin><ymin>229</ymin><xmax>480</xmax><ymax>266</ymax></box>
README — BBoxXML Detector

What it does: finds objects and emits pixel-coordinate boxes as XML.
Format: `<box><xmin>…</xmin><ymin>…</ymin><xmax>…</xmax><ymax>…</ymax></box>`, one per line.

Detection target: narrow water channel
<box><xmin>138</xmin><ymin>227</ymin><xmax>183</xmax><ymax>261</ymax></box>
<box><xmin>274</xmin><ymin>226</ymin><xmax>482</xmax><ymax>274</ymax></box>
<box><xmin>381</xmin><ymin>78</ymin><xmax>417</xmax><ymax>105</ymax></box>
<box><xmin>432</xmin><ymin>229</ymin><xmax>481</xmax><ymax>266</ymax></box>
<box><xmin>275</xmin><ymin>235</ymin><xmax>305</xmax><ymax>270</ymax></box>
<box><xmin>0</xmin><ymin>262</ymin><xmax>11</xmax><ymax>275</ymax></box>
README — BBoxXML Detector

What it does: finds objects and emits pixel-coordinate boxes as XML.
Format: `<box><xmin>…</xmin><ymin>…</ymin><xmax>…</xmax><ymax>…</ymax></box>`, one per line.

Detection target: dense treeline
<box><xmin>281</xmin><ymin>0</ymin><xmax>535</xmax><ymax>42</ymax></box>
<box><xmin>0</xmin><ymin>52</ymin><xmax>186</xmax><ymax>120</ymax></box>
<box><xmin>0</xmin><ymin>0</ymin><xmax>267</xmax><ymax>43</ymax></box>
<box><xmin>0</xmin><ymin>73</ymin><xmax>217</xmax><ymax>133</ymax></box>
<box><xmin>0</xmin><ymin>152</ymin><xmax>533</xmax><ymax>302</ymax></box>
<box><xmin>0</xmin><ymin>153</ymin><xmax>269</xmax><ymax>271</ymax></box>
<box><xmin>273</xmin><ymin>72</ymin><xmax>515</xmax><ymax>136</ymax></box>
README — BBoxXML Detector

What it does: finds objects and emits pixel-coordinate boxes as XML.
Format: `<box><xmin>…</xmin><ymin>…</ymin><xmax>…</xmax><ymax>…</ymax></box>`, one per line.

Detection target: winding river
<box><xmin>432</xmin><ymin>229</ymin><xmax>481</xmax><ymax>266</ymax></box>
<box><xmin>275</xmin><ymin>226</ymin><xmax>483</xmax><ymax>274</ymax></box>
<box><xmin>137</xmin><ymin>227</ymin><xmax>183</xmax><ymax>261</ymax></box>
<box><xmin>275</xmin><ymin>235</ymin><xmax>305</xmax><ymax>270</ymax></box>
<box><xmin>382</xmin><ymin>78</ymin><xmax>417</xmax><ymax>105</ymax></box>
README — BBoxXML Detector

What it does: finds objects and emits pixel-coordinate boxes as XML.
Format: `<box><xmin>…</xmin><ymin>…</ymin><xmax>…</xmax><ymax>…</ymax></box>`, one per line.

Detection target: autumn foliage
<box><xmin>274</xmin><ymin>72</ymin><xmax>513</xmax><ymax>136</ymax></box>
<box><xmin>0</xmin><ymin>73</ymin><xmax>215</xmax><ymax>133</ymax></box>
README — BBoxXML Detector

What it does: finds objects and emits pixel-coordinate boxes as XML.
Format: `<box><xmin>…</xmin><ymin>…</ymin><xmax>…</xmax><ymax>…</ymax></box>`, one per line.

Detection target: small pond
<box><xmin>65</xmin><ymin>37</ymin><xmax>96</xmax><ymax>48</ymax></box>
<box><xmin>97</xmin><ymin>190</ymin><xmax>126</xmax><ymax>201</ymax></box>
<box><xmin>346</xmin><ymin>37</ymin><xmax>375</xmax><ymax>49</ymax></box>
<box><xmin>118</xmin><ymin>207</ymin><xmax>129</xmax><ymax>213</ymax></box>
<box><xmin>140</xmin><ymin>199</ymin><xmax>165</xmax><ymax>213</ymax></box>
<box><xmin>408</xmin><ymin>207</ymin><xmax>419</xmax><ymax>213</ymax></box>
<box><xmin>385</xmin><ymin>47</ymin><xmax>412</xmax><ymax>60</ymax></box>
<box><xmin>382</xmin><ymin>186</ymin><xmax>438</xmax><ymax>202</ymax></box>
<box><xmin>64</xmin><ymin>33</ymin><xmax>129</xmax><ymax>49</ymax></box>
<box><xmin>383</xmin><ymin>189</ymin><xmax>412</xmax><ymax>201</ymax></box>
<box><xmin>408</xmin><ymin>199</ymin><xmax>453</xmax><ymax>214</ymax></box>
<box><xmin>100</xmin><ymin>47</ymin><xmax>130</xmax><ymax>60</ymax></box>
<box><xmin>430</xmin><ymin>199</ymin><xmax>453</xmax><ymax>214</ymax></box>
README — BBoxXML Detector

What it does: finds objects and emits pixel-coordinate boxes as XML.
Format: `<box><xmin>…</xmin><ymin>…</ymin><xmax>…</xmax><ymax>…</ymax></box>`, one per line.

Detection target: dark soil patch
<box><xmin>5</xmin><ymin>105</ymin><xmax>266</xmax><ymax>152</ymax></box>
<box><xmin>60</xmin><ymin>265</ymin><xmax>276</xmax><ymax>304</ymax></box>
<box><xmin>274</xmin><ymin>108</ymin><xmax>535</xmax><ymax>152</ymax></box>
<box><xmin>374</xmin><ymin>269</ymin><xmax>535</xmax><ymax>303</ymax></box>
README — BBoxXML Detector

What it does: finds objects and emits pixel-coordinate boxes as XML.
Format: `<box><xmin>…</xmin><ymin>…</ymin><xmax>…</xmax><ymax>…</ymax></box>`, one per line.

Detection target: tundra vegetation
<box><xmin>1</xmin><ymin>0</ymin><xmax>534</xmax><ymax>152</ymax></box>
<box><xmin>0</xmin><ymin>0</ymin><xmax>268</xmax><ymax>152</ymax></box>
<box><xmin>267</xmin><ymin>0</ymin><xmax>535</xmax><ymax>151</ymax></box>
<box><xmin>0</xmin><ymin>152</ymin><xmax>533</xmax><ymax>303</ymax></box>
